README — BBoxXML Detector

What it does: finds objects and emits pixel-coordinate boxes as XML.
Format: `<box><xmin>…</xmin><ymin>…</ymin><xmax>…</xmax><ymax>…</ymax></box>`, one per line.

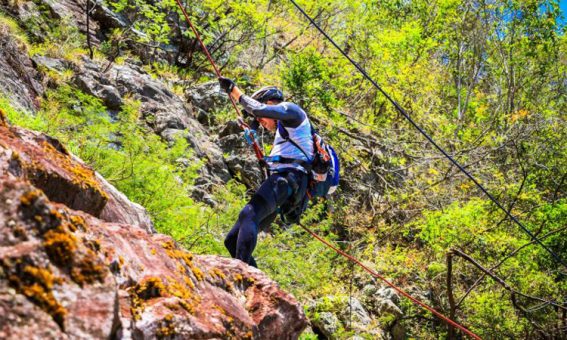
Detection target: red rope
<box><xmin>173</xmin><ymin>0</ymin><xmax>265</xmax><ymax>166</ymax></box>
<box><xmin>298</xmin><ymin>222</ymin><xmax>482</xmax><ymax>340</ymax></box>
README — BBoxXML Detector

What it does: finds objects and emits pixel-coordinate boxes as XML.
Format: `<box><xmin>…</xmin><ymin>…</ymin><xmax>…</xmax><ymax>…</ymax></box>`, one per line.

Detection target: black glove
<box><xmin>218</xmin><ymin>77</ymin><xmax>236</xmax><ymax>94</ymax></box>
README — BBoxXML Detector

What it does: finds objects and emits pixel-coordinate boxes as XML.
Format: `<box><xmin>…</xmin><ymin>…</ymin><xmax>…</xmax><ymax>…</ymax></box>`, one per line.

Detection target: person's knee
<box><xmin>238</xmin><ymin>204</ymin><xmax>256</xmax><ymax>222</ymax></box>
<box><xmin>224</xmin><ymin>232</ymin><xmax>235</xmax><ymax>249</ymax></box>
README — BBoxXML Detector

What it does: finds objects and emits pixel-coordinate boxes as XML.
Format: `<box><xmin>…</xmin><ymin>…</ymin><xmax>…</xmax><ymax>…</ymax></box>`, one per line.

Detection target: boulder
<box><xmin>0</xmin><ymin>123</ymin><xmax>308</xmax><ymax>338</ymax></box>
<box><xmin>69</xmin><ymin>57</ymin><xmax>233</xmax><ymax>187</ymax></box>
<box><xmin>186</xmin><ymin>81</ymin><xmax>226</xmax><ymax>126</ymax></box>
<box><xmin>0</xmin><ymin>121</ymin><xmax>154</xmax><ymax>233</ymax></box>
<box><xmin>312</xmin><ymin>312</ymin><xmax>340</xmax><ymax>339</ymax></box>
<box><xmin>361</xmin><ymin>285</ymin><xmax>403</xmax><ymax>318</ymax></box>
<box><xmin>0</xmin><ymin>177</ymin><xmax>308</xmax><ymax>339</ymax></box>
<box><xmin>308</xmin><ymin>295</ymin><xmax>386</xmax><ymax>339</ymax></box>
<box><xmin>0</xmin><ymin>180</ymin><xmax>119</xmax><ymax>339</ymax></box>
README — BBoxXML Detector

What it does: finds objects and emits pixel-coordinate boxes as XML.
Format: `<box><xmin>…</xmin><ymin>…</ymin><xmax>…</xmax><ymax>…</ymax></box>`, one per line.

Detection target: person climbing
<box><xmin>218</xmin><ymin>77</ymin><xmax>314</xmax><ymax>268</ymax></box>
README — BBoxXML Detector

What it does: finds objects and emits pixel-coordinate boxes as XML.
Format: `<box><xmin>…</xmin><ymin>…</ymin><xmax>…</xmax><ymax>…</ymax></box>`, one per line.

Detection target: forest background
<box><xmin>1</xmin><ymin>0</ymin><xmax>566</xmax><ymax>338</ymax></box>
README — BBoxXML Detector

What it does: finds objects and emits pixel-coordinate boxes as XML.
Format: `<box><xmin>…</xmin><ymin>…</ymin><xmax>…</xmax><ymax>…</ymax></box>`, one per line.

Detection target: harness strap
<box><xmin>276</xmin><ymin>121</ymin><xmax>314</xmax><ymax>162</ymax></box>
<box><xmin>265</xmin><ymin>155</ymin><xmax>312</xmax><ymax>172</ymax></box>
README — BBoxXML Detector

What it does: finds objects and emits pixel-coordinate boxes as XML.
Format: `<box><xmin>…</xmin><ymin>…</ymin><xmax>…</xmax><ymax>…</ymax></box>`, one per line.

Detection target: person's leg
<box><xmin>224</xmin><ymin>220</ymin><xmax>240</xmax><ymax>258</ymax></box>
<box><xmin>232</xmin><ymin>173</ymin><xmax>293</xmax><ymax>266</ymax></box>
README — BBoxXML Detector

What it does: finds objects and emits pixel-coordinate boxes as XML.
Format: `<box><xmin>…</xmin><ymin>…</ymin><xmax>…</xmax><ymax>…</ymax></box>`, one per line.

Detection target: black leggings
<box><xmin>224</xmin><ymin>170</ymin><xmax>307</xmax><ymax>267</ymax></box>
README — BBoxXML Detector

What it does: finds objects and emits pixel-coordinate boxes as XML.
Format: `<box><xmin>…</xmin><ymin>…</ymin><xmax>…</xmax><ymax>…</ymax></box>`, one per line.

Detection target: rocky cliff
<box><xmin>0</xmin><ymin>116</ymin><xmax>307</xmax><ymax>338</ymax></box>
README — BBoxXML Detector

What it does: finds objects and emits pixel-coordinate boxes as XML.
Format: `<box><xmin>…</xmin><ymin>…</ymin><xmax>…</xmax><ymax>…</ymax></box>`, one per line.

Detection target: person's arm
<box><xmin>239</xmin><ymin>95</ymin><xmax>304</xmax><ymax>125</ymax></box>
<box><xmin>220</xmin><ymin>77</ymin><xmax>305</xmax><ymax>126</ymax></box>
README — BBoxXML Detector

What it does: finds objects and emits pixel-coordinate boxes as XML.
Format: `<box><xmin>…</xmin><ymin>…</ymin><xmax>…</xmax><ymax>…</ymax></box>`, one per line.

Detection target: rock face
<box><xmin>0</xmin><ymin>122</ymin><xmax>154</xmax><ymax>233</ymax></box>
<box><xmin>0</xmin><ymin>19</ymin><xmax>44</xmax><ymax>112</ymax></box>
<box><xmin>0</xmin><ymin>117</ymin><xmax>307</xmax><ymax>339</ymax></box>
<box><xmin>33</xmin><ymin>54</ymin><xmax>234</xmax><ymax>190</ymax></box>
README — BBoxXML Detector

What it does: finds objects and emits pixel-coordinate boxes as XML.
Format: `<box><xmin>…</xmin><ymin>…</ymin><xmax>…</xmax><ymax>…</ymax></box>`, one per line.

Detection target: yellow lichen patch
<box><xmin>39</xmin><ymin>140</ymin><xmax>108</xmax><ymax>200</ymax></box>
<box><xmin>83</xmin><ymin>237</ymin><xmax>101</xmax><ymax>253</ymax></box>
<box><xmin>150</xmin><ymin>248</ymin><xmax>157</xmax><ymax>255</ymax></box>
<box><xmin>43</xmin><ymin>224</ymin><xmax>106</xmax><ymax>286</ymax></box>
<box><xmin>161</xmin><ymin>240</ymin><xmax>176</xmax><ymax>251</ymax></box>
<box><xmin>130</xmin><ymin>277</ymin><xmax>167</xmax><ymax>321</ymax></box>
<box><xmin>213</xmin><ymin>305</ymin><xmax>227</xmax><ymax>316</ymax></box>
<box><xmin>43</xmin><ymin>229</ymin><xmax>77</xmax><ymax>266</ymax></box>
<box><xmin>209</xmin><ymin>268</ymin><xmax>234</xmax><ymax>293</ymax></box>
<box><xmin>6</xmin><ymin>265</ymin><xmax>66</xmax><ymax>329</ymax></box>
<box><xmin>162</xmin><ymin>243</ymin><xmax>193</xmax><ymax>267</ymax></box>
<box><xmin>176</xmin><ymin>263</ymin><xmax>186</xmax><ymax>274</ymax></box>
<box><xmin>22</xmin><ymin>266</ymin><xmax>63</xmax><ymax>289</ymax></box>
<box><xmin>183</xmin><ymin>275</ymin><xmax>195</xmax><ymax>289</ymax></box>
<box><xmin>136</xmin><ymin>277</ymin><xmax>166</xmax><ymax>299</ymax></box>
<box><xmin>70</xmin><ymin>254</ymin><xmax>106</xmax><ymax>286</ymax></box>
<box><xmin>156</xmin><ymin>313</ymin><xmax>176</xmax><ymax>339</ymax></box>
<box><xmin>210</xmin><ymin>268</ymin><xmax>226</xmax><ymax>281</ymax></box>
<box><xmin>166</xmin><ymin>277</ymin><xmax>192</xmax><ymax>300</ymax></box>
<box><xmin>48</xmin><ymin>209</ymin><xmax>64</xmax><ymax>223</ymax></box>
<box><xmin>0</xmin><ymin>108</ymin><xmax>7</xmax><ymax>126</ymax></box>
<box><xmin>69</xmin><ymin>215</ymin><xmax>87</xmax><ymax>232</ymax></box>
<box><xmin>190</xmin><ymin>263</ymin><xmax>204</xmax><ymax>281</ymax></box>
<box><xmin>179</xmin><ymin>299</ymin><xmax>195</xmax><ymax>314</ymax></box>
<box><xmin>20</xmin><ymin>189</ymin><xmax>42</xmax><ymax>206</ymax></box>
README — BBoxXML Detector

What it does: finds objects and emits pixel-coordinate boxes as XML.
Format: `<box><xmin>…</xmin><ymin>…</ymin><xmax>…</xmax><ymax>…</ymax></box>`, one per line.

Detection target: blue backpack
<box><xmin>309</xmin><ymin>136</ymin><xmax>340</xmax><ymax>198</ymax></box>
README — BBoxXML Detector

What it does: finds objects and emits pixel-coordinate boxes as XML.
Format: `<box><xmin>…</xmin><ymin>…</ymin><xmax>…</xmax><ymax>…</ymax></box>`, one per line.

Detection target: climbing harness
<box><xmin>272</xmin><ymin>121</ymin><xmax>340</xmax><ymax>198</ymax></box>
<box><xmin>287</xmin><ymin>0</ymin><xmax>566</xmax><ymax>270</ymax></box>
<box><xmin>173</xmin><ymin>0</ymin><xmax>268</xmax><ymax>179</ymax></box>
<box><xmin>298</xmin><ymin>222</ymin><xmax>482</xmax><ymax>339</ymax></box>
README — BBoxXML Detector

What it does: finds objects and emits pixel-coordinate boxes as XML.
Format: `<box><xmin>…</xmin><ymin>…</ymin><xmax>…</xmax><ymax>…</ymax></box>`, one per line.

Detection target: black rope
<box><xmin>288</xmin><ymin>0</ymin><xmax>567</xmax><ymax>269</ymax></box>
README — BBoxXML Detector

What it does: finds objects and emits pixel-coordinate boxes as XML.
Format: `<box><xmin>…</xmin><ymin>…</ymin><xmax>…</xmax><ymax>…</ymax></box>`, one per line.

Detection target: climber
<box><xmin>219</xmin><ymin>77</ymin><xmax>313</xmax><ymax>268</ymax></box>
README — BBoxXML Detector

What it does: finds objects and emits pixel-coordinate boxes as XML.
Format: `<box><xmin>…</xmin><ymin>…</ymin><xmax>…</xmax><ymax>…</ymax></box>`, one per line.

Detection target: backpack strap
<box><xmin>275</xmin><ymin>121</ymin><xmax>314</xmax><ymax>162</ymax></box>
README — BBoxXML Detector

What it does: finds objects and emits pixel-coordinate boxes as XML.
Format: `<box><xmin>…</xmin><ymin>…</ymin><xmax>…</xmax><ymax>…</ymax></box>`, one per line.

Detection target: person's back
<box><xmin>218</xmin><ymin>79</ymin><xmax>313</xmax><ymax>267</ymax></box>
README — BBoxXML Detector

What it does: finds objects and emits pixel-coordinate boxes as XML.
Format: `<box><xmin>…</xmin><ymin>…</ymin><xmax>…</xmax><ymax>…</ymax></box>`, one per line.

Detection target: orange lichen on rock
<box><xmin>161</xmin><ymin>240</ymin><xmax>203</xmax><ymax>283</ymax></box>
<box><xmin>19</xmin><ymin>189</ymin><xmax>43</xmax><ymax>206</ymax></box>
<box><xmin>6</xmin><ymin>264</ymin><xmax>66</xmax><ymax>329</ymax></box>
<box><xmin>130</xmin><ymin>277</ymin><xmax>167</xmax><ymax>320</ymax></box>
<box><xmin>70</xmin><ymin>250</ymin><xmax>106</xmax><ymax>286</ymax></box>
<box><xmin>190</xmin><ymin>263</ymin><xmax>204</xmax><ymax>281</ymax></box>
<box><xmin>183</xmin><ymin>275</ymin><xmax>195</xmax><ymax>289</ymax></box>
<box><xmin>39</xmin><ymin>140</ymin><xmax>108</xmax><ymax>200</ymax></box>
<box><xmin>0</xmin><ymin>108</ymin><xmax>7</xmax><ymax>127</ymax></box>
<box><xmin>43</xmin><ymin>229</ymin><xmax>78</xmax><ymax>266</ymax></box>
<box><xmin>210</xmin><ymin>268</ymin><xmax>226</xmax><ymax>281</ymax></box>
<box><xmin>41</xmin><ymin>212</ymin><xmax>106</xmax><ymax>286</ymax></box>
<box><xmin>167</xmin><ymin>277</ymin><xmax>192</xmax><ymax>300</ymax></box>
<box><xmin>69</xmin><ymin>215</ymin><xmax>88</xmax><ymax>232</ymax></box>
<box><xmin>156</xmin><ymin>313</ymin><xmax>176</xmax><ymax>339</ymax></box>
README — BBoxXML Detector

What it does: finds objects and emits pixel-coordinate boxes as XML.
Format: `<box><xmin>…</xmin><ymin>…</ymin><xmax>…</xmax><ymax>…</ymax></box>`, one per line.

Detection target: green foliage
<box><xmin>107</xmin><ymin>0</ymin><xmax>173</xmax><ymax>45</ymax></box>
<box><xmin>3</xmin><ymin>0</ymin><xmax>566</xmax><ymax>338</ymax></box>
<box><xmin>27</xmin><ymin>15</ymin><xmax>86</xmax><ymax>61</ymax></box>
<box><xmin>0</xmin><ymin>11</ymin><xmax>30</xmax><ymax>50</ymax></box>
<box><xmin>281</xmin><ymin>48</ymin><xmax>339</xmax><ymax>112</ymax></box>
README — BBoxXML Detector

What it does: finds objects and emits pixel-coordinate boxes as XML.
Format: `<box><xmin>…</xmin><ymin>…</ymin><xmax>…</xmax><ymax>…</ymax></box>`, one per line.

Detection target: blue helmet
<box><xmin>251</xmin><ymin>86</ymin><xmax>284</xmax><ymax>103</ymax></box>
